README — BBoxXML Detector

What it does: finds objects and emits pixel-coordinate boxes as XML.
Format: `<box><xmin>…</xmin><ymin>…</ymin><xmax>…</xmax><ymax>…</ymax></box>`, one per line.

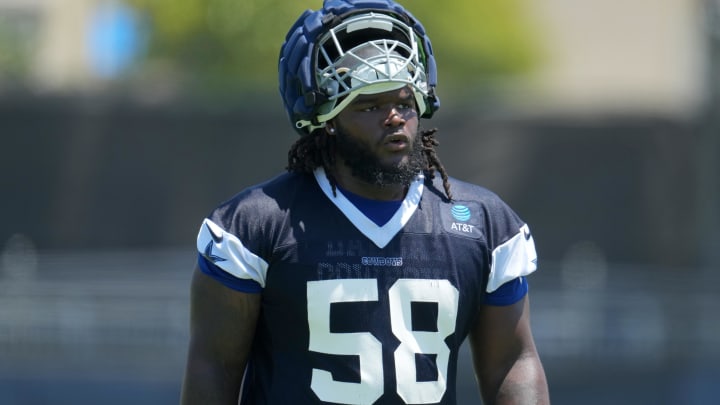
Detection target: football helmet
<box><xmin>279</xmin><ymin>0</ymin><xmax>439</xmax><ymax>135</ymax></box>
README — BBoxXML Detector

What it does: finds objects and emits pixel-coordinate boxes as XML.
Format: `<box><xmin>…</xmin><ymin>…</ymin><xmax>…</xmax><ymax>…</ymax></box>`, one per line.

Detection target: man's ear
<box><xmin>325</xmin><ymin>122</ymin><xmax>336</xmax><ymax>135</ymax></box>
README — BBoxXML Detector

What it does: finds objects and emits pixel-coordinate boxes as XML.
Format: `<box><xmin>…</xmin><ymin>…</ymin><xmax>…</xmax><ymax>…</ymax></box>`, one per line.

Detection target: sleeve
<box><xmin>482</xmin><ymin>276</ymin><xmax>528</xmax><ymax>306</ymax></box>
<box><xmin>197</xmin><ymin>254</ymin><xmax>262</xmax><ymax>293</ymax></box>
<box><xmin>196</xmin><ymin>217</ymin><xmax>269</xmax><ymax>290</ymax></box>
<box><xmin>486</xmin><ymin>223</ymin><xmax>538</xmax><ymax>293</ymax></box>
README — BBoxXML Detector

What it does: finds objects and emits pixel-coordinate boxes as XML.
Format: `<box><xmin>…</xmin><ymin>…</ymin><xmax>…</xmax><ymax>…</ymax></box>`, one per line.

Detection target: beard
<box><xmin>333</xmin><ymin>128</ymin><xmax>426</xmax><ymax>188</ymax></box>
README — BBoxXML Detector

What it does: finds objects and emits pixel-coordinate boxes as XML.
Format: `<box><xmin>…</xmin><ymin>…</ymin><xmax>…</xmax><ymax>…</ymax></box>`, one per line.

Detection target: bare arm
<box><xmin>469</xmin><ymin>294</ymin><xmax>550</xmax><ymax>405</ymax></box>
<box><xmin>180</xmin><ymin>266</ymin><xmax>261</xmax><ymax>405</ymax></box>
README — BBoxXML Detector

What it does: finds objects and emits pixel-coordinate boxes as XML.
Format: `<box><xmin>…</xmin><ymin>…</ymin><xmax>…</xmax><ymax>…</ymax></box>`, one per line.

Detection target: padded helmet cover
<box><xmin>278</xmin><ymin>0</ymin><xmax>439</xmax><ymax>135</ymax></box>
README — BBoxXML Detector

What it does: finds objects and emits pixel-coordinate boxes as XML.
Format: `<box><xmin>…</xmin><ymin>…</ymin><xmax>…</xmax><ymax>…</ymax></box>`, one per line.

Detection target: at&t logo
<box><xmin>450</xmin><ymin>205</ymin><xmax>475</xmax><ymax>234</ymax></box>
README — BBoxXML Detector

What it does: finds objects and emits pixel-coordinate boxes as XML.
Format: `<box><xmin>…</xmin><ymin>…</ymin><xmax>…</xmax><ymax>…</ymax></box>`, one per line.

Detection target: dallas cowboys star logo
<box><xmin>203</xmin><ymin>222</ymin><xmax>227</xmax><ymax>263</ymax></box>
<box><xmin>204</xmin><ymin>240</ymin><xmax>227</xmax><ymax>263</ymax></box>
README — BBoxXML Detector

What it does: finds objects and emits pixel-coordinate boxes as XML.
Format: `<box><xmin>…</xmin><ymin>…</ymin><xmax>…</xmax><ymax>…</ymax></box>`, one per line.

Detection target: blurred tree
<box><xmin>411</xmin><ymin>0</ymin><xmax>541</xmax><ymax>83</ymax></box>
<box><xmin>0</xmin><ymin>12</ymin><xmax>40</xmax><ymax>89</ymax></box>
<box><xmin>127</xmin><ymin>0</ymin><xmax>542</xmax><ymax>96</ymax></box>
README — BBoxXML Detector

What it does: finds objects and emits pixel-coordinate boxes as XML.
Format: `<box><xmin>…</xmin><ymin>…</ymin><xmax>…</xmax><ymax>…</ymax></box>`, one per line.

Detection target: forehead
<box><xmin>351</xmin><ymin>86</ymin><xmax>415</xmax><ymax>104</ymax></box>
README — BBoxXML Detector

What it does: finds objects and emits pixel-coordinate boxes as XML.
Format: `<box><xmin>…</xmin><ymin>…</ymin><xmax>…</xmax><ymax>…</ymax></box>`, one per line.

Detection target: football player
<box><xmin>181</xmin><ymin>1</ymin><xmax>550</xmax><ymax>404</ymax></box>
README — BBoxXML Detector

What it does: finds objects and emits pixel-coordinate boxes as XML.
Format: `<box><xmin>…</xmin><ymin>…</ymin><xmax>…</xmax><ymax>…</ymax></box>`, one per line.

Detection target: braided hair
<box><xmin>286</xmin><ymin>128</ymin><xmax>453</xmax><ymax>201</ymax></box>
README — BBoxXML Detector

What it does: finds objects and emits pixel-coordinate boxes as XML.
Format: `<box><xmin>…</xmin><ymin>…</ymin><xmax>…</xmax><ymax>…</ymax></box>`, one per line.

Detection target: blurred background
<box><xmin>0</xmin><ymin>0</ymin><xmax>718</xmax><ymax>403</ymax></box>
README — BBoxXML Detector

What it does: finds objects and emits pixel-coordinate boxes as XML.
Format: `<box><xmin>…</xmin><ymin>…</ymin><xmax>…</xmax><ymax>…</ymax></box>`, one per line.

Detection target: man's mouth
<box><xmin>384</xmin><ymin>134</ymin><xmax>410</xmax><ymax>150</ymax></box>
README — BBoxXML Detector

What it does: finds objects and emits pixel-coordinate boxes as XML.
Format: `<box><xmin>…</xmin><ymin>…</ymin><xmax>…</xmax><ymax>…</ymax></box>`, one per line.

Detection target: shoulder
<box><xmin>427</xmin><ymin>174</ymin><xmax>508</xmax><ymax>210</ymax></box>
<box><xmin>207</xmin><ymin>171</ymin><xmax>316</xmax><ymax>228</ymax></box>
<box><xmin>217</xmin><ymin>171</ymin><xmax>313</xmax><ymax>208</ymax></box>
<box><xmin>426</xmin><ymin>174</ymin><xmax>529</xmax><ymax>243</ymax></box>
<box><xmin>447</xmin><ymin>176</ymin><xmax>500</xmax><ymax>200</ymax></box>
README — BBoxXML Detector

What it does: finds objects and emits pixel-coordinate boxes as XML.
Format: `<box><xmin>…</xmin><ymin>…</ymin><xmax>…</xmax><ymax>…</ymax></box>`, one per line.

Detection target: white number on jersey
<box><xmin>307</xmin><ymin>278</ymin><xmax>460</xmax><ymax>405</ymax></box>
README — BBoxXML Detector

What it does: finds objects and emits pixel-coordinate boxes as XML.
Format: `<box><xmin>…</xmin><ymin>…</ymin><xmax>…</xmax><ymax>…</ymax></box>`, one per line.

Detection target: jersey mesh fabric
<box><xmin>194</xmin><ymin>171</ymin><xmax>538</xmax><ymax>404</ymax></box>
<box><xmin>336</xmin><ymin>184</ymin><xmax>528</xmax><ymax>306</ymax></box>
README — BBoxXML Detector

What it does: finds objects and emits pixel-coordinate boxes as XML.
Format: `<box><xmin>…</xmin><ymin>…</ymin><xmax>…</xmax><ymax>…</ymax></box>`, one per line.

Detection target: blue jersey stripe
<box><xmin>197</xmin><ymin>254</ymin><xmax>262</xmax><ymax>293</ymax></box>
<box><xmin>483</xmin><ymin>277</ymin><xmax>528</xmax><ymax>306</ymax></box>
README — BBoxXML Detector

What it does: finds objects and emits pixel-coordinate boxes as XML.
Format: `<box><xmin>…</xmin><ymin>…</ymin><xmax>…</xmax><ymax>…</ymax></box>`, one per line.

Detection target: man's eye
<box><xmin>361</xmin><ymin>105</ymin><xmax>379</xmax><ymax>112</ymax></box>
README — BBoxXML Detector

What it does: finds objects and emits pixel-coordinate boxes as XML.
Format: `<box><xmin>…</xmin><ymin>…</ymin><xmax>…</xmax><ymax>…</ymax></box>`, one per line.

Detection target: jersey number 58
<box><xmin>307</xmin><ymin>278</ymin><xmax>460</xmax><ymax>405</ymax></box>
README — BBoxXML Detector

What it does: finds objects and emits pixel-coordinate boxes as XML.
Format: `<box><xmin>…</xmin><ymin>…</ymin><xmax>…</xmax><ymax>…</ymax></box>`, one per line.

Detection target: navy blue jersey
<box><xmin>195</xmin><ymin>168</ymin><xmax>538</xmax><ymax>405</ymax></box>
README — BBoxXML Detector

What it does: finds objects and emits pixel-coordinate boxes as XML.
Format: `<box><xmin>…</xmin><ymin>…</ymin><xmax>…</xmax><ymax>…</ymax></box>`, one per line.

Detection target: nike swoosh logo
<box><xmin>206</xmin><ymin>222</ymin><xmax>224</xmax><ymax>244</ymax></box>
<box><xmin>523</xmin><ymin>228</ymin><xmax>532</xmax><ymax>241</ymax></box>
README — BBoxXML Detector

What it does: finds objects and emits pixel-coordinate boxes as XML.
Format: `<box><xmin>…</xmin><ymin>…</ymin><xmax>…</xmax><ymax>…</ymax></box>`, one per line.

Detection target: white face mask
<box><xmin>317</xmin><ymin>40</ymin><xmax>427</xmax><ymax>114</ymax></box>
<box><xmin>294</xmin><ymin>12</ymin><xmax>429</xmax><ymax>132</ymax></box>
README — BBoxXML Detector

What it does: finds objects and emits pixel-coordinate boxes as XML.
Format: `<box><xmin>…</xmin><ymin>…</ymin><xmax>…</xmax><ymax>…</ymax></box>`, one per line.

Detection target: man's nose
<box><xmin>384</xmin><ymin>107</ymin><xmax>406</xmax><ymax>126</ymax></box>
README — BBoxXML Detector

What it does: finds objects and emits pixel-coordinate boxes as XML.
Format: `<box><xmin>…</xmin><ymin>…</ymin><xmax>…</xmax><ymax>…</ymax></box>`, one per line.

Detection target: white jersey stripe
<box><xmin>197</xmin><ymin>218</ymin><xmax>270</xmax><ymax>287</ymax></box>
<box><xmin>314</xmin><ymin>167</ymin><xmax>424</xmax><ymax>249</ymax></box>
<box><xmin>487</xmin><ymin>223</ymin><xmax>538</xmax><ymax>293</ymax></box>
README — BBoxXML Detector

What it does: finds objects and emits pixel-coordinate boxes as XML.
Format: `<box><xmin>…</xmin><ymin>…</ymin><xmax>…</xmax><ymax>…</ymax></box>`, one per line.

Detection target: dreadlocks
<box><xmin>286</xmin><ymin>128</ymin><xmax>453</xmax><ymax>201</ymax></box>
<box><xmin>419</xmin><ymin>128</ymin><xmax>453</xmax><ymax>201</ymax></box>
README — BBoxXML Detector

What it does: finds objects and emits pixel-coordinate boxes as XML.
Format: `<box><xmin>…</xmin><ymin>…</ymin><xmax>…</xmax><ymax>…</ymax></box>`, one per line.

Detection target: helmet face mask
<box><xmin>279</xmin><ymin>0</ymin><xmax>439</xmax><ymax>136</ymax></box>
<box><xmin>311</xmin><ymin>12</ymin><xmax>429</xmax><ymax>126</ymax></box>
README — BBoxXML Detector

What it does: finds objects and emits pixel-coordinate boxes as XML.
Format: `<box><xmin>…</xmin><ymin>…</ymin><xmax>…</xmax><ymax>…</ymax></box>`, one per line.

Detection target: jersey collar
<box><xmin>314</xmin><ymin>167</ymin><xmax>424</xmax><ymax>248</ymax></box>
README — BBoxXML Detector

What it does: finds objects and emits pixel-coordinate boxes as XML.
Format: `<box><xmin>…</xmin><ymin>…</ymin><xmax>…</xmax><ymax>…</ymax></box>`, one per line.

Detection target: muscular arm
<box><xmin>469</xmin><ymin>295</ymin><xmax>550</xmax><ymax>405</ymax></box>
<box><xmin>181</xmin><ymin>266</ymin><xmax>261</xmax><ymax>405</ymax></box>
